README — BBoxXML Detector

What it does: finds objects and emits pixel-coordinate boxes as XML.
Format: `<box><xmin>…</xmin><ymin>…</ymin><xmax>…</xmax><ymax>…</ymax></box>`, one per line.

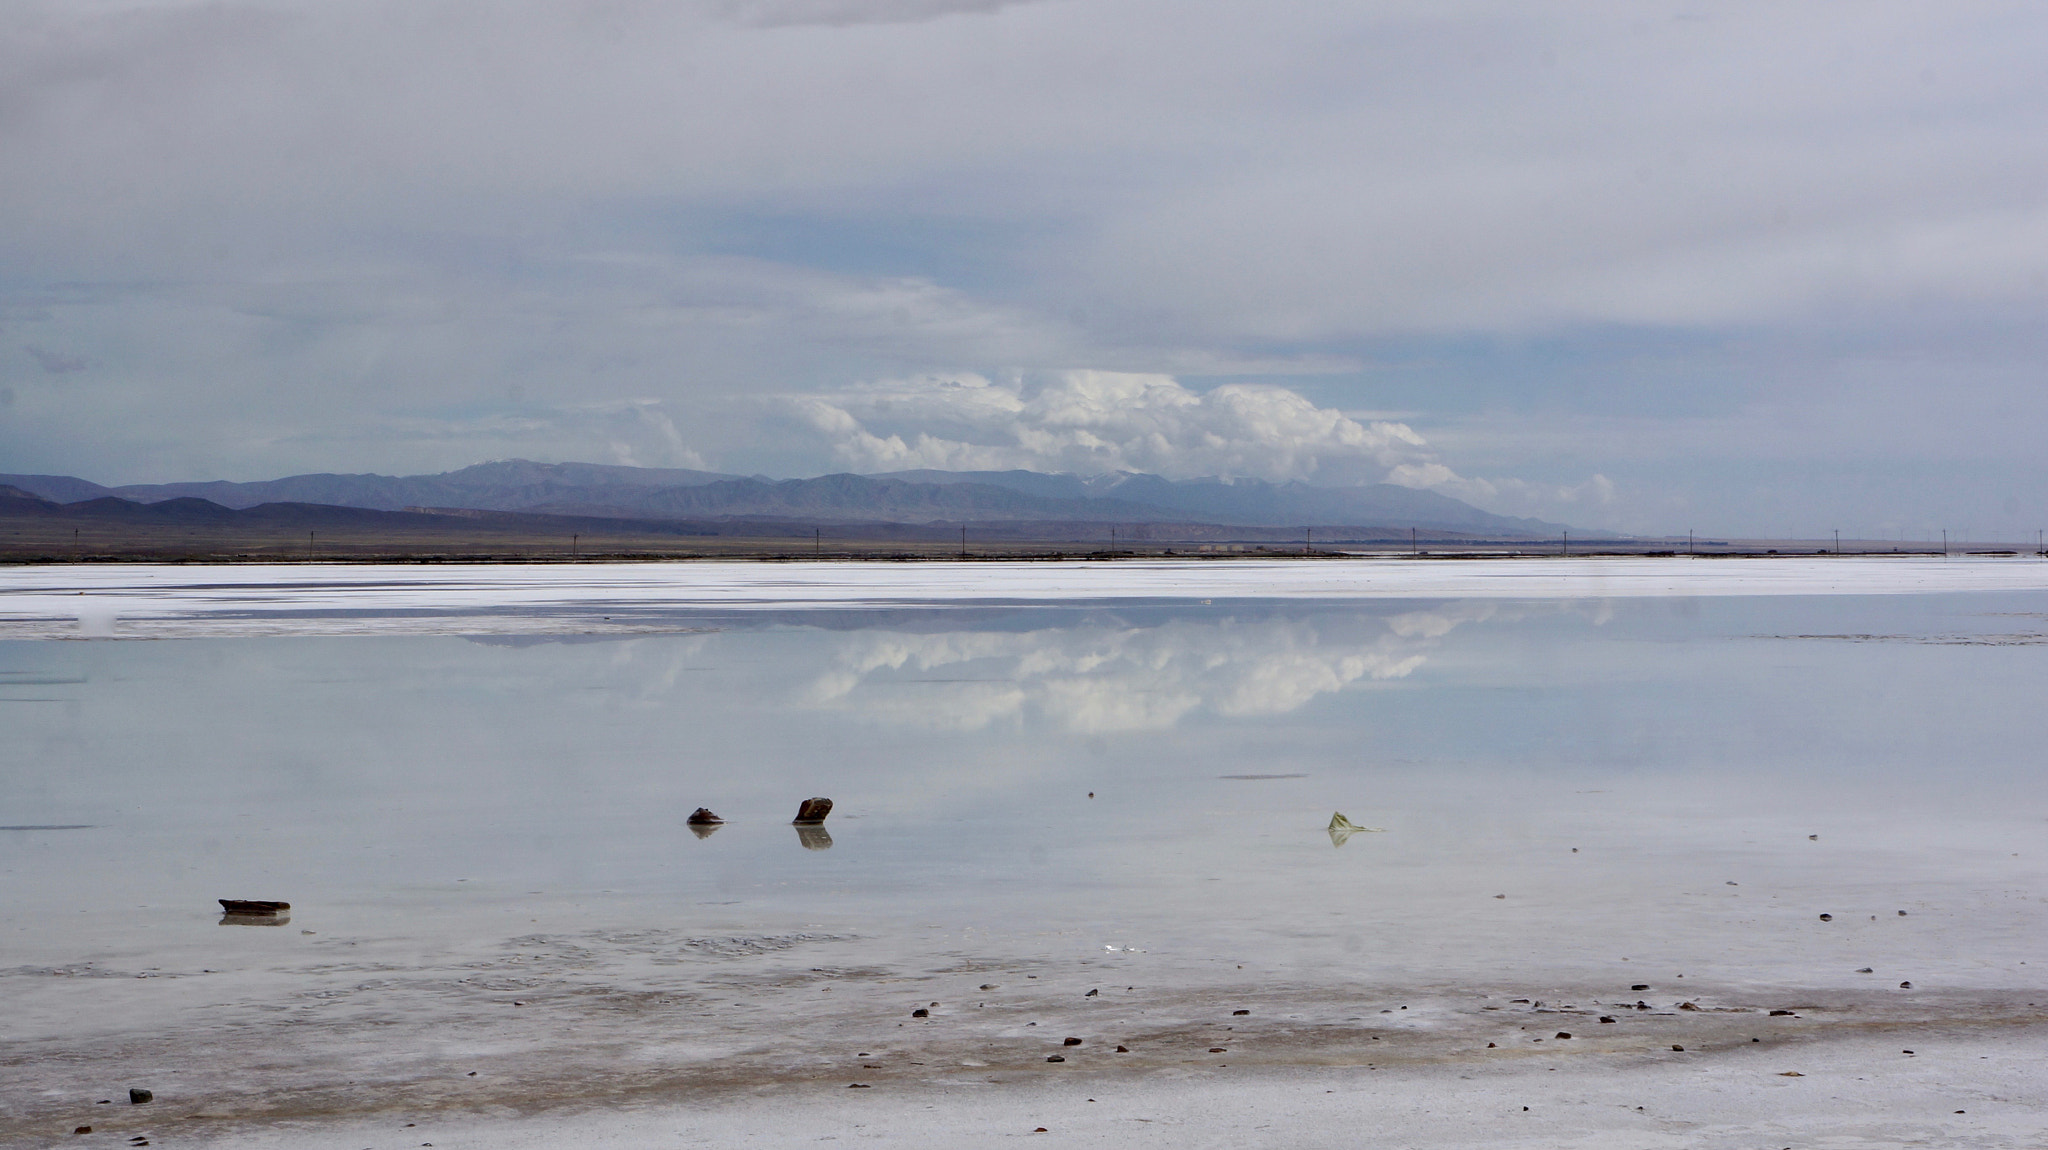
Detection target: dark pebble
<box><xmin>1818</xmin><ymin>914</ymin><xmax>1833</xmax><ymax>922</ymax></box>
<box><xmin>1232</xmin><ymin>1009</ymin><xmax>1250</xmax><ymax>1016</ymax></box>
<box><xmin>1063</xmin><ymin>1037</ymin><xmax>1082</xmax><ymax>1046</ymax></box>
<box><xmin>1209</xmin><ymin>1047</ymin><xmax>1227</xmax><ymax>1053</ymax></box>
<box><xmin>1046</xmin><ymin>1055</ymin><xmax>1065</xmax><ymax>1063</ymax></box>
<box><xmin>1672</xmin><ymin>1045</ymin><xmax>1684</xmax><ymax>1051</ymax></box>
<box><xmin>1487</xmin><ymin>1042</ymin><xmax>1496</xmax><ymax>1048</ymax></box>
<box><xmin>128</xmin><ymin>1089</ymin><xmax>152</xmax><ymax>1105</ymax></box>
<box><xmin>980</xmin><ymin>984</ymin><xmax>997</xmax><ymax>990</ymax></box>
<box><xmin>74</xmin><ymin>1127</ymin><xmax>92</xmax><ymax>1136</ymax></box>
<box><xmin>1769</xmin><ymin>1010</ymin><xmax>1796</xmax><ymax>1016</ymax></box>
<box><xmin>1857</xmin><ymin>967</ymin><xmax>1873</xmax><ymax>973</ymax></box>
<box><xmin>1900</xmin><ymin>981</ymin><xmax>1913</xmax><ymax>988</ymax></box>
<box><xmin>1554</xmin><ymin>1032</ymin><xmax>1571</xmax><ymax>1040</ymax></box>
<box><xmin>1631</xmin><ymin>984</ymin><xmax>1649</xmax><ymax>991</ymax></box>
<box><xmin>1599</xmin><ymin>1016</ymin><xmax>1615</xmax><ymax>1023</ymax></box>
<box><xmin>1085</xmin><ymin>988</ymin><xmax>1098</xmax><ymax>997</ymax></box>
<box><xmin>1898</xmin><ymin>910</ymin><xmax>1907</xmax><ymax>916</ymax></box>
<box><xmin>848</xmin><ymin>1083</ymin><xmax>870</xmax><ymax>1088</ymax></box>
<box><xmin>911</xmin><ymin>1008</ymin><xmax>928</xmax><ymax>1018</ymax></box>
<box><xmin>1115</xmin><ymin>1045</ymin><xmax>1129</xmax><ymax>1053</ymax></box>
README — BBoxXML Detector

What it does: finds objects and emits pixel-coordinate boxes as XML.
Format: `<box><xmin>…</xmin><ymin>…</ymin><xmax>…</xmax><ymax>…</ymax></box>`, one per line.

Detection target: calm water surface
<box><xmin>4</xmin><ymin>589</ymin><xmax>2045</xmax><ymax>997</ymax></box>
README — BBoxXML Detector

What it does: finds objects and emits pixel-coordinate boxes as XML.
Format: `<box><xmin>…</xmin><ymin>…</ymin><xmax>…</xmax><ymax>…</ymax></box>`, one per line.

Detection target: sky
<box><xmin>1</xmin><ymin>0</ymin><xmax>2044</xmax><ymax>539</ymax></box>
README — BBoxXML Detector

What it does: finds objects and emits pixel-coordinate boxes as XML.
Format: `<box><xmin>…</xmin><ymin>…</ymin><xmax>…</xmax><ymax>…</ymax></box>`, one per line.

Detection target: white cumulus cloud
<box><xmin>789</xmin><ymin>369</ymin><xmax>1446</xmax><ymax>484</ymax></box>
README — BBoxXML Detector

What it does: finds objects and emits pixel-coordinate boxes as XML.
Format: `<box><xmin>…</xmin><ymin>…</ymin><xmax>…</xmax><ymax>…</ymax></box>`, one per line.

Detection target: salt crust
<box><xmin>6</xmin><ymin>556</ymin><xmax>2048</xmax><ymax>640</ymax></box>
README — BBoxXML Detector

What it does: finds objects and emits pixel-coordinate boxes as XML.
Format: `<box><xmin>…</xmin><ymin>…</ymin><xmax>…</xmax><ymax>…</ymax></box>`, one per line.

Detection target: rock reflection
<box><xmin>219</xmin><ymin>911</ymin><xmax>291</xmax><ymax>926</ymax></box>
<box><xmin>794</xmin><ymin>825</ymin><xmax>834</xmax><ymax>851</ymax></box>
<box><xmin>688</xmin><ymin>822</ymin><xmax>723</xmax><ymax>840</ymax></box>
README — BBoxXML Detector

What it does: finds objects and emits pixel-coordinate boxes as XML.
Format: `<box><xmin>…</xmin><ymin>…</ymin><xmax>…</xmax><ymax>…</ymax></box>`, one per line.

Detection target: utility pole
<box><xmin>1110</xmin><ymin>526</ymin><xmax>1116</xmax><ymax>553</ymax></box>
<box><xmin>1304</xmin><ymin>527</ymin><xmax>1311</xmax><ymax>556</ymax></box>
<box><xmin>1834</xmin><ymin>529</ymin><xmax>1840</xmax><ymax>555</ymax></box>
<box><xmin>572</xmin><ymin>533</ymin><xmax>578</xmax><ymax>558</ymax></box>
<box><xmin>1411</xmin><ymin>526</ymin><xmax>1417</xmax><ymax>556</ymax></box>
<box><xmin>961</xmin><ymin>525</ymin><xmax>967</xmax><ymax>559</ymax></box>
<box><xmin>1562</xmin><ymin>530</ymin><xmax>1568</xmax><ymax>557</ymax></box>
<box><xmin>1942</xmin><ymin>529</ymin><xmax>1948</xmax><ymax>557</ymax></box>
<box><xmin>1688</xmin><ymin>529</ymin><xmax>1694</xmax><ymax>555</ymax></box>
<box><xmin>815</xmin><ymin>527</ymin><xmax>821</xmax><ymax>559</ymax></box>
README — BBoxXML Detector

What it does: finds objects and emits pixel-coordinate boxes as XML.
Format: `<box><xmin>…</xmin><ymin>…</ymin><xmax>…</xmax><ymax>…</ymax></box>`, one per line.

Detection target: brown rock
<box><xmin>793</xmin><ymin>797</ymin><xmax>834</xmax><ymax>825</ymax></box>
<box><xmin>686</xmin><ymin>808</ymin><xmax>724</xmax><ymax>825</ymax></box>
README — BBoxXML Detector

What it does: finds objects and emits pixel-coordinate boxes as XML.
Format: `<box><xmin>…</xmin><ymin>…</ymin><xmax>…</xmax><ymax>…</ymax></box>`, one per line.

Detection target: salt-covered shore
<box><xmin>6</xmin><ymin>555</ymin><xmax>2048</xmax><ymax>640</ymax></box>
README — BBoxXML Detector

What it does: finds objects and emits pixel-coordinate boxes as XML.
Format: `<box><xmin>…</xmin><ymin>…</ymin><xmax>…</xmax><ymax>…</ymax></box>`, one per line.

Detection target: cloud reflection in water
<box><xmin>800</xmin><ymin>604</ymin><xmax>1500</xmax><ymax>733</ymax></box>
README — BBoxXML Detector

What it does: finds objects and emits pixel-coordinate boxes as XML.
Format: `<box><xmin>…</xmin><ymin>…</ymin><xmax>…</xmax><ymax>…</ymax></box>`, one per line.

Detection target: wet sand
<box><xmin>7</xmin><ymin>926</ymin><xmax>2044</xmax><ymax>1146</ymax></box>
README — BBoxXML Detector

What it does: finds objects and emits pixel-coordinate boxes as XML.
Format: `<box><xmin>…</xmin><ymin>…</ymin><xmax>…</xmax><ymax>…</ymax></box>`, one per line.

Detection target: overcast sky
<box><xmin>3</xmin><ymin>1</ymin><xmax>2044</xmax><ymax>537</ymax></box>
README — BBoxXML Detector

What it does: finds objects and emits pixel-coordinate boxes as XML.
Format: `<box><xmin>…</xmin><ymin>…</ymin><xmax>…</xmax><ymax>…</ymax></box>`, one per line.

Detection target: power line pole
<box><xmin>1688</xmin><ymin>529</ymin><xmax>1694</xmax><ymax>555</ymax></box>
<box><xmin>1834</xmin><ymin>529</ymin><xmax>1839</xmax><ymax>555</ymax></box>
<box><xmin>815</xmin><ymin>527</ymin><xmax>821</xmax><ymax>559</ymax></box>
<box><xmin>572</xmin><ymin>533</ymin><xmax>578</xmax><ymax>558</ymax></box>
<box><xmin>961</xmin><ymin>525</ymin><xmax>967</xmax><ymax>559</ymax></box>
<box><xmin>1411</xmin><ymin>526</ymin><xmax>1417</xmax><ymax>556</ymax></box>
<box><xmin>1562</xmin><ymin>530</ymin><xmax>1568</xmax><ymax>557</ymax></box>
<box><xmin>1304</xmin><ymin>527</ymin><xmax>1311</xmax><ymax>556</ymax></box>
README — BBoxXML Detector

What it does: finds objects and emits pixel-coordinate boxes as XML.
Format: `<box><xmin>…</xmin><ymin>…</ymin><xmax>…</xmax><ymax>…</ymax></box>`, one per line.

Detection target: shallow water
<box><xmin>3</xmin><ymin>563</ymin><xmax>2046</xmax><ymax>1140</ymax></box>
<box><xmin>5</xmin><ymin>573</ymin><xmax>2045</xmax><ymax>980</ymax></box>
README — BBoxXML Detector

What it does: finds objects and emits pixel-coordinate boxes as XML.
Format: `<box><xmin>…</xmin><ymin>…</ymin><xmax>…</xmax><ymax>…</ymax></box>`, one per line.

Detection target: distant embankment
<box><xmin>2</xmin><ymin>485</ymin><xmax>1583</xmax><ymax>562</ymax></box>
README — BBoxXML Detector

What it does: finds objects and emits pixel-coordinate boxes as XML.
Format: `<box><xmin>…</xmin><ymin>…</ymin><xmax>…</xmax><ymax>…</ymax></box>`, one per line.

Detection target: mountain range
<box><xmin>0</xmin><ymin>460</ymin><xmax>1572</xmax><ymax>538</ymax></box>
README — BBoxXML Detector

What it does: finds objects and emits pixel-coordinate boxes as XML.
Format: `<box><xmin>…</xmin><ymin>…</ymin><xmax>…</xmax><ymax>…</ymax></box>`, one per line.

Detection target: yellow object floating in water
<box><xmin>1326</xmin><ymin>811</ymin><xmax>1384</xmax><ymax>846</ymax></box>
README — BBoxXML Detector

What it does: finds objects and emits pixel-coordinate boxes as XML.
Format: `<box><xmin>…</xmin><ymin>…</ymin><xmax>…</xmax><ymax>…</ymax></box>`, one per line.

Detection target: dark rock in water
<box><xmin>795</xmin><ymin>825</ymin><xmax>834</xmax><ymax>851</ymax></box>
<box><xmin>218</xmin><ymin>899</ymin><xmax>289</xmax><ymax>915</ymax></box>
<box><xmin>1631</xmin><ymin>984</ymin><xmax>1650</xmax><ymax>991</ymax></box>
<box><xmin>1232</xmin><ymin>1009</ymin><xmax>1250</xmax><ymax>1015</ymax></box>
<box><xmin>1857</xmin><ymin>967</ymin><xmax>1874</xmax><ymax>973</ymax></box>
<box><xmin>848</xmin><ymin>1083</ymin><xmax>870</xmax><ymax>1088</ymax></box>
<box><xmin>1599</xmin><ymin>1016</ymin><xmax>1615</xmax><ymax>1023</ymax></box>
<box><xmin>128</xmin><ymin>1089</ymin><xmax>152</xmax><ymax>1104</ymax></box>
<box><xmin>1209</xmin><ymin>1047</ymin><xmax>1226</xmax><ymax>1053</ymax></box>
<box><xmin>1899</xmin><ymin>981</ymin><xmax>1912</xmax><ymax>988</ymax></box>
<box><xmin>1769</xmin><ymin>1010</ymin><xmax>1796</xmax><ymax>1016</ymax></box>
<box><xmin>1486</xmin><ymin>1042</ymin><xmax>1496</xmax><ymax>1048</ymax></box>
<box><xmin>1063</xmin><ymin>1036</ymin><xmax>1081</xmax><ymax>1046</ymax></box>
<box><xmin>980</xmin><ymin>984</ymin><xmax>998</xmax><ymax>990</ymax></box>
<box><xmin>74</xmin><ymin>1126</ymin><xmax>92</xmax><ymax>1135</ymax></box>
<box><xmin>686</xmin><ymin>808</ymin><xmax>724</xmax><ymax>825</ymax></box>
<box><xmin>1115</xmin><ymin>1045</ymin><xmax>1129</xmax><ymax>1053</ymax></box>
<box><xmin>1045</xmin><ymin>1055</ymin><xmax>1065</xmax><ymax>1063</ymax></box>
<box><xmin>911</xmin><ymin>1008</ymin><xmax>929</xmax><ymax>1018</ymax></box>
<box><xmin>1671</xmin><ymin>1044</ymin><xmax>1684</xmax><ymax>1051</ymax></box>
<box><xmin>1818</xmin><ymin>914</ymin><xmax>1833</xmax><ymax>921</ymax></box>
<box><xmin>1898</xmin><ymin>910</ymin><xmax>1907</xmax><ymax>916</ymax></box>
<box><xmin>793</xmin><ymin>797</ymin><xmax>833</xmax><ymax>825</ymax></box>
<box><xmin>1554</xmin><ymin>1032</ymin><xmax>1571</xmax><ymax>1040</ymax></box>
<box><xmin>1085</xmin><ymin>988</ymin><xmax>1098</xmax><ymax>997</ymax></box>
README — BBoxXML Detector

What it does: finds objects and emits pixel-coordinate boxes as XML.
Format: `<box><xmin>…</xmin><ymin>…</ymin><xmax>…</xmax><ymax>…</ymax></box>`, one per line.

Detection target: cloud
<box><xmin>790</xmin><ymin>370</ymin><xmax>1443</xmax><ymax>482</ymax></box>
<box><xmin>23</xmin><ymin>345</ymin><xmax>89</xmax><ymax>374</ymax></box>
<box><xmin>799</xmin><ymin>608</ymin><xmax>1486</xmax><ymax>734</ymax></box>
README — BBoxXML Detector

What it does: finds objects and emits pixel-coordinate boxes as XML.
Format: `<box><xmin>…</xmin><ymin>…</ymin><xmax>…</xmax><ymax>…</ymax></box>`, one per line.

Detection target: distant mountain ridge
<box><xmin>0</xmin><ymin>460</ymin><xmax>1573</xmax><ymax>537</ymax></box>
